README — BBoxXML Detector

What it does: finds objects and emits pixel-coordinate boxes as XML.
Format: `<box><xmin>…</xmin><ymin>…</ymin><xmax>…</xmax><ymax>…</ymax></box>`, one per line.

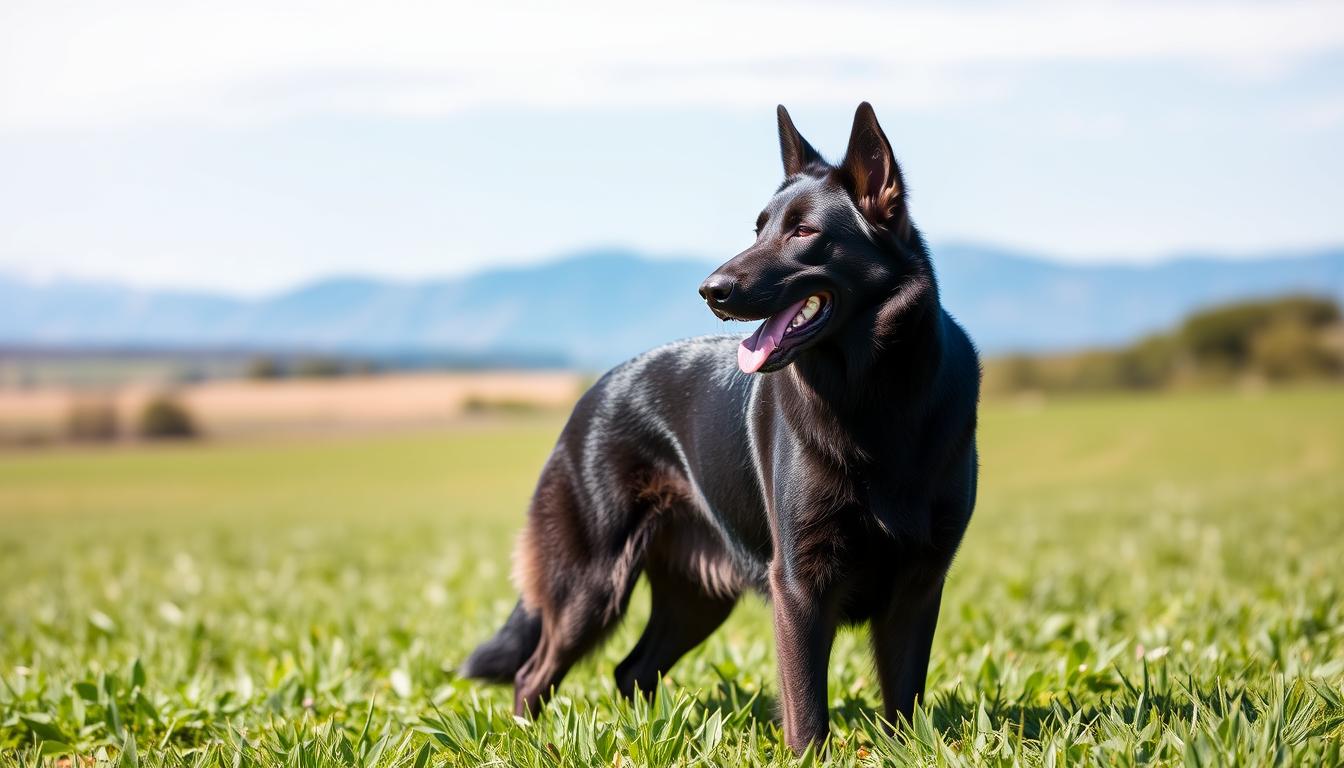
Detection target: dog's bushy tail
<box><xmin>460</xmin><ymin>600</ymin><xmax>542</xmax><ymax>682</ymax></box>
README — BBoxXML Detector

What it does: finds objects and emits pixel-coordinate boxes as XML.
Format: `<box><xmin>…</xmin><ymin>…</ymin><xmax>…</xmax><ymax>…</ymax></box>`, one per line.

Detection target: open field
<box><xmin>0</xmin><ymin>371</ymin><xmax>584</xmax><ymax>443</ymax></box>
<box><xmin>2</xmin><ymin>388</ymin><xmax>1343</xmax><ymax>765</ymax></box>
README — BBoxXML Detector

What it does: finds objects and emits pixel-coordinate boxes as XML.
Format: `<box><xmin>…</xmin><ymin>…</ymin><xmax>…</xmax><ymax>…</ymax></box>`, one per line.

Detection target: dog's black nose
<box><xmin>699</xmin><ymin>274</ymin><xmax>736</xmax><ymax>305</ymax></box>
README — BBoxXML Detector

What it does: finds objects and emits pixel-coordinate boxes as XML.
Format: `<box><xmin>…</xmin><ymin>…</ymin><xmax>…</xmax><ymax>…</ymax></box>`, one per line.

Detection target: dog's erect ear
<box><xmin>839</xmin><ymin>102</ymin><xmax>906</xmax><ymax>229</ymax></box>
<box><xmin>777</xmin><ymin>105</ymin><xmax>824</xmax><ymax>177</ymax></box>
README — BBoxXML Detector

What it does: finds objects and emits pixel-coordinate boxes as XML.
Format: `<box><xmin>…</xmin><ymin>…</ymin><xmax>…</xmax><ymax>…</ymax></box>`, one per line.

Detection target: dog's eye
<box><xmin>794</xmin><ymin>225</ymin><xmax>819</xmax><ymax>237</ymax></box>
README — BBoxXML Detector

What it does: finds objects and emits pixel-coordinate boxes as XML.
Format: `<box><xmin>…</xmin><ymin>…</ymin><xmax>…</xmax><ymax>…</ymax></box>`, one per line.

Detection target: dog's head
<box><xmin>700</xmin><ymin>103</ymin><xmax>931</xmax><ymax>374</ymax></box>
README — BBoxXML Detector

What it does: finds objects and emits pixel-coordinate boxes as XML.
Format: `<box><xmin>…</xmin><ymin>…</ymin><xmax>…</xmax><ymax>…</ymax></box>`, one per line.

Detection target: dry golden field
<box><xmin>0</xmin><ymin>371</ymin><xmax>585</xmax><ymax>442</ymax></box>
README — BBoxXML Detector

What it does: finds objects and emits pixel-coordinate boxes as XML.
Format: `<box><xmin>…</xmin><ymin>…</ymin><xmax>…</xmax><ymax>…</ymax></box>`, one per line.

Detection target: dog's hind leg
<box><xmin>460</xmin><ymin>600</ymin><xmax>542</xmax><ymax>682</ymax></box>
<box><xmin>509</xmin><ymin>470</ymin><xmax>654</xmax><ymax>716</ymax></box>
<box><xmin>613</xmin><ymin>530</ymin><xmax>738</xmax><ymax>698</ymax></box>
<box><xmin>512</xmin><ymin>549</ymin><xmax>649</xmax><ymax>714</ymax></box>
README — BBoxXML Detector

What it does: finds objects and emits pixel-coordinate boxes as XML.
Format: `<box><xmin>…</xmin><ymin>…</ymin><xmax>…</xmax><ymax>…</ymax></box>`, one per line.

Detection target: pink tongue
<box><xmin>738</xmin><ymin>297</ymin><xmax>808</xmax><ymax>374</ymax></box>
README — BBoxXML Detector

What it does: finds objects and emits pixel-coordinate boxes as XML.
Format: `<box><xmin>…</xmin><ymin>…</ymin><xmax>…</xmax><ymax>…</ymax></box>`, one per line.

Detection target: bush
<box><xmin>1180</xmin><ymin>295</ymin><xmax>1340</xmax><ymax>371</ymax></box>
<box><xmin>1113</xmin><ymin>334</ymin><xmax>1179</xmax><ymax>389</ymax></box>
<box><xmin>349</xmin><ymin>359</ymin><xmax>379</xmax><ymax>375</ymax></box>
<box><xmin>247</xmin><ymin>357</ymin><xmax>284</xmax><ymax>379</ymax></box>
<box><xmin>985</xmin><ymin>294</ymin><xmax>1343</xmax><ymax>397</ymax></box>
<box><xmin>293</xmin><ymin>357</ymin><xmax>346</xmax><ymax>378</ymax></box>
<box><xmin>993</xmin><ymin>354</ymin><xmax>1041</xmax><ymax>393</ymax></box>
<box><xmin>462</xmin><ymin>396</ymin><xmax>542</xmax><ymax>415</ymax></box>
<box><xmin>65</xmin><ymin>396</ymin><xmax>120</xmax><ymax>442</ymax></box>
<box><xmin>138</xmin><ymin>394</ymin><xmax>198</xmax><ymax>439</ymax></box>
<box><xmin>1250</xmin><ymin>318</ymin><xmax>1343</xmax><ymax>382</ymax></box>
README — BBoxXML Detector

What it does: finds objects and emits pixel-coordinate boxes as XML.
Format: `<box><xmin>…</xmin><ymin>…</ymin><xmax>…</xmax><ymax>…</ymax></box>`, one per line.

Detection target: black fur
<box><xmin>460</xmin><ymin>601</ymin><xmax>542</xmax><ymax>682</ymax></box>
<box><xmin>464</xmin><ymin>103</ymin><xmax>979</xmax><ymax>753</ymax></box>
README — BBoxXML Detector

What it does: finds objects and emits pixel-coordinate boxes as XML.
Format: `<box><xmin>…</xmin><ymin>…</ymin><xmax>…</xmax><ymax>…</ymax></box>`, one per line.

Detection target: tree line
<box><xmin>983</xmin><ymin>294</ymin><xmax>1344</xmax><ymax>396</ymax></box>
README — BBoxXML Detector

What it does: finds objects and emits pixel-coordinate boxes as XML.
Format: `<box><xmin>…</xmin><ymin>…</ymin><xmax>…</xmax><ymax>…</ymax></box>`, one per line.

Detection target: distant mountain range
<box><xmin>3</xmin><ymin>245</ymin><xmax>1342</xmax><ymax>368</ymax></box>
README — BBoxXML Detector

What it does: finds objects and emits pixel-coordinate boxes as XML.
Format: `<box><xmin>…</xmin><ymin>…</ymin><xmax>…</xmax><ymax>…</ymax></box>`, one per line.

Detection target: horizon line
<box><xmin>5</xmin><ymin>240</ymin><xmax>1342</xmax><ymax>300</ymax></box>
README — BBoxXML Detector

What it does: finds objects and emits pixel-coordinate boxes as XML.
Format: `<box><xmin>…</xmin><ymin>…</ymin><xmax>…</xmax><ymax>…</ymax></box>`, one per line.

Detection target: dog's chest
<box><xmin>795</xmin><ymin>471</ymin><xmax>958</xmax><ymax>621</ymax></box>
<box><xmin>837</xmin><ymin>521</ymin><xmax>947</xmax><ymax>621</ymax></box>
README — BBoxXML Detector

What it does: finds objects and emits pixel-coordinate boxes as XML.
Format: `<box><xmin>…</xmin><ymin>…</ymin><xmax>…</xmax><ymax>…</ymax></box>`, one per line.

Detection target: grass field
<box><xmin>2</xmin><ymin>389</ymin><xmax>1343</xmax><ymax>766</ymax></box>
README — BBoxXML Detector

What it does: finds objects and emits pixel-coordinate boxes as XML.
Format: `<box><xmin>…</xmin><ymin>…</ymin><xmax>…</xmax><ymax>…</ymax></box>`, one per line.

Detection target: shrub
<box><xmin>138</xmin><ymin>394</ymin><xmax>198</xmax><ymax>439</ymax></box>
<box><xmin>65</xmin><ymin>396</ymin><xmax>120</xmax><ymax>442</ymax></box>
<box><xmin>293</xmin><ymin>357</ymin><xmax>346</xmax><ymax>378</ymax></box>
<box><xmin>1250</xmin><ymin>318</ymin><xmax>1343</xmax><ymax>382</ymax></box>
<box><xmin>991</xmin><ymin>354</ymin><xmax>1041</xmax><ymax>394</ymax></box>
<box><xmin>985</xmin><ymin>294</ymin><xmax>1343</xmax><ymax>397</ymax></box>
<box><xmin>462</xmin><ymin>396</ymin><xmax>542</xmax><ymax>415</ymax></box>
<box><xmin>349</xmin><ymin>359</ymin><xmax>379</xmax><ymax>375</ymax></box>
<box><xmin>1180</xmin><ymin>295</ymin><xmax>1340</xmax><ymax>371</ymax></box>
<box><xmin>247</xmin><ymin>357</ymin><xmax>284</xmax><ymax>379</ymax></box>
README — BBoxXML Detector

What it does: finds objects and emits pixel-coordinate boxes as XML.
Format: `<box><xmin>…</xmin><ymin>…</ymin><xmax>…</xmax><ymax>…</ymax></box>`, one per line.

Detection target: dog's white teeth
<box><xmin>786</xmin><ymin>295</ymin><xmax>823</xmax><ymax>333</ymax></box>
<box><xmin>800</xmin><ymin>295</ymin><xmax>820</xmax><ymax>322</ymax></box>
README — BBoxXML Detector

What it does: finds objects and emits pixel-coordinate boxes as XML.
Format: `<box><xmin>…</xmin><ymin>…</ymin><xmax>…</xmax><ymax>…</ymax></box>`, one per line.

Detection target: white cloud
<box><xmin>2</xmin><ymin>0</ymin><xmax>1343</xmax><ymax>129</ymax></box>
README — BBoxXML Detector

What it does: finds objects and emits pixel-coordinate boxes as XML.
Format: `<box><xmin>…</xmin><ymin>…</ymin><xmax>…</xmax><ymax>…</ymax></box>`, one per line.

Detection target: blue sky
<box><xmin>2</xmin><ymin>1</ymin><xmax>1343</xmax><ymax>295</ymax></box>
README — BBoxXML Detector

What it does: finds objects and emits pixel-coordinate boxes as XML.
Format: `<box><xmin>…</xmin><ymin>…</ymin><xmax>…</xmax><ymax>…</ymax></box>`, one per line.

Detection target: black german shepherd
<box><xmin>463</xmin><ymin>102</ymin><xmax>979</xmax><ymax>752</ymax></box>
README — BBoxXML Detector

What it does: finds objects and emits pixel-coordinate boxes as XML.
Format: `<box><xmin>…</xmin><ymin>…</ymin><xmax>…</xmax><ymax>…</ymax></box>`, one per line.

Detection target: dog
<box><xmin>462</xmin><ymin>102</ymin><xmax>979</xmax><ymax>752</ymax></box>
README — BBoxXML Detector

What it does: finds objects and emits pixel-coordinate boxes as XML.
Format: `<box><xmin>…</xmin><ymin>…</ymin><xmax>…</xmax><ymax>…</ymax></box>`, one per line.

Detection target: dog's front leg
<box><xmin>769</xmin><ymin>565</ymin><xmax>837</xmax><ymax>754</ymax></box>
<box><xmin>870</xmin><ymin>580</ymin><xmax>943</xmax><ymax>729</ymax></box>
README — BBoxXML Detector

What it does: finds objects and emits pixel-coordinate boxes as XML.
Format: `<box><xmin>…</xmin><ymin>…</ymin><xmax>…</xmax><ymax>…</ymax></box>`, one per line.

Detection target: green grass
<box><xmin>2</xmin><ymin>390</ymin><xmax>1343</xmax><ymax>766</ymax></box>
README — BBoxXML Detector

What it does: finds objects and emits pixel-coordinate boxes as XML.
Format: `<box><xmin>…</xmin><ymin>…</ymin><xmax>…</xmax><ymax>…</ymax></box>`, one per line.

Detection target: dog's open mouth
<box><xmin>738</xmin><ymin>293</ymin><xmax>831</xmax><ymax>374</ymax></box>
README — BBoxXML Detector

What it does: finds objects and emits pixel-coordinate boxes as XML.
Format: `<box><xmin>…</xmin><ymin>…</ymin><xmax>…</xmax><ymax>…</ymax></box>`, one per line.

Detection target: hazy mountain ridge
<box><xmin>3</xmin><ymin>245</ymin><xmax>1342</xmax><ymax>367</ymax></box>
